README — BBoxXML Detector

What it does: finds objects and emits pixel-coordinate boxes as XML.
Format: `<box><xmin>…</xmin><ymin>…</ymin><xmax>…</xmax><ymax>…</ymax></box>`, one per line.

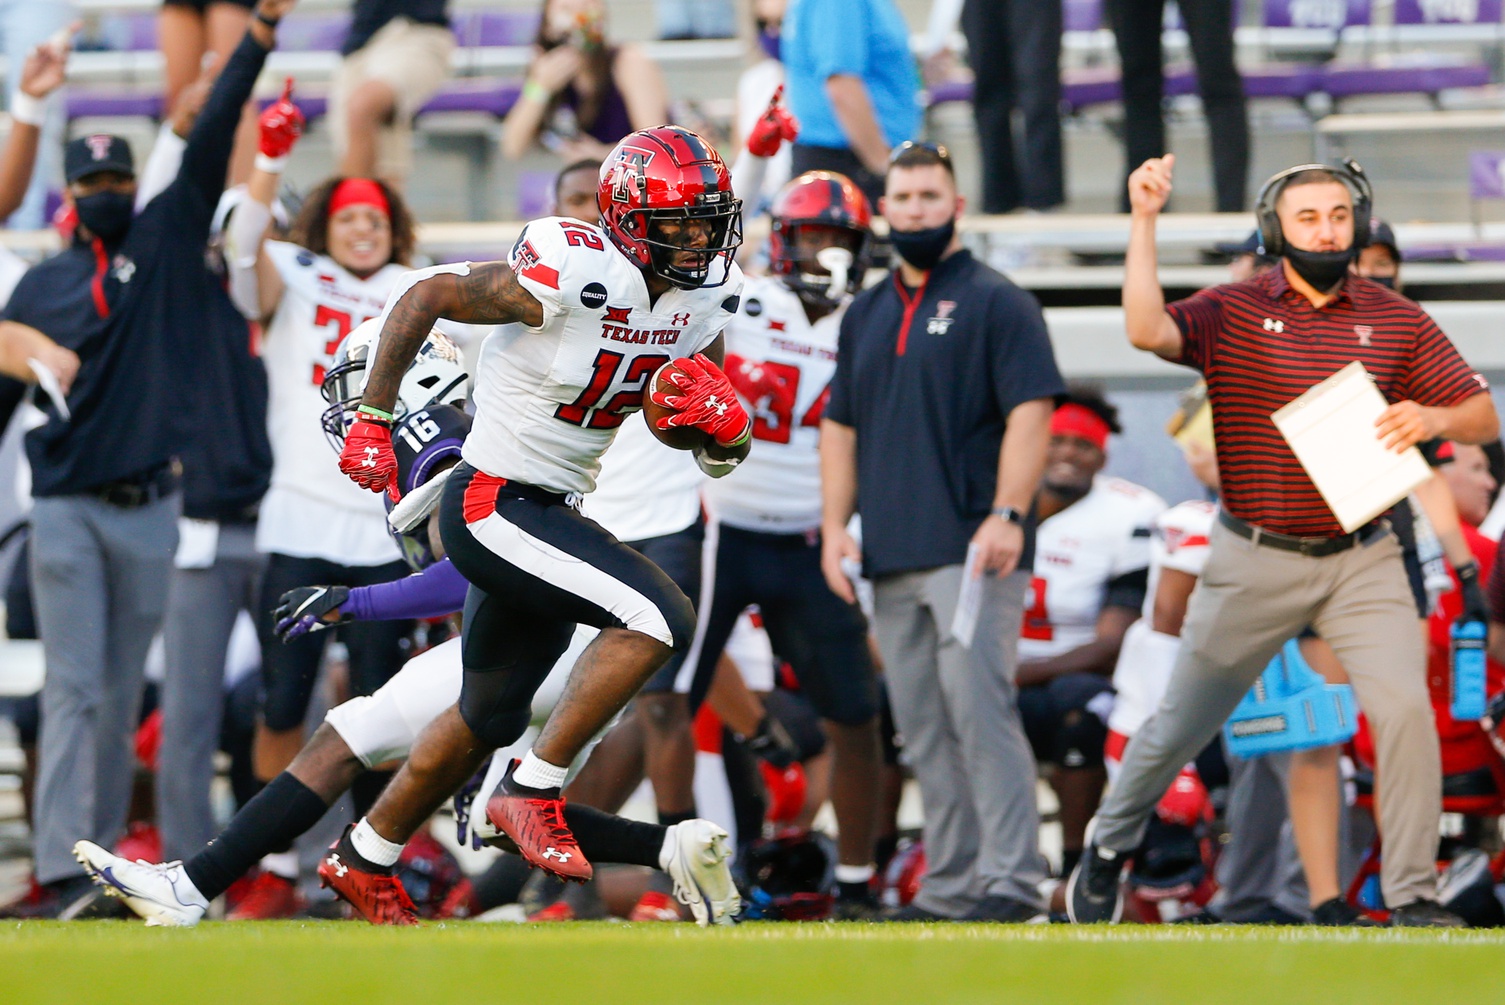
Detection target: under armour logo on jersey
<box><xmin>326</xmin><ymin>853</ymin><xmax>348</xmax><ymax>878</ymax></box>
<box><xmin>541</xmin><ymin>847</ymin><xmax>572</xmax><ymax>862</ymax></box>
<box><xmin>1354</xmin><ymin>325</ymin><xmax>1373</xmax><ymax>346</ymax></box>
<box><xmin>1263</xmin><ymin>318</ymin><xmax>1284</xmax><ymax>333</ymax></box>
<box><xmin>362</xmin><ymin>446</ymin><xmax>379</xmax><ymax>468</ymax></box>
<box><xmin>672</xmin><ymin>312</ymin><xmax>691</xmax><ymax>326</ymax></box>
<box><xmin>704</xmin><ymin>395</ymin><xmax>730</xmax><ymax>417</ymax></box>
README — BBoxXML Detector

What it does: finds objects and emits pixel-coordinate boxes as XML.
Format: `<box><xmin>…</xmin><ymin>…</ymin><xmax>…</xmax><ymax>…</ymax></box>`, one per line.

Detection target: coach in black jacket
<box><xmin>0</xmin><ymin>1</ymin><xmax>292</xmax><ymax>918</ymax></box>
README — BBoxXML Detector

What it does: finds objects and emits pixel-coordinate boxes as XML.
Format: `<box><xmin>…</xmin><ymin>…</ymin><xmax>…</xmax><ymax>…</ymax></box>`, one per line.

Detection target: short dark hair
<box><xmin>554</xmin><ymin>159</ymin><xmax>600</xmax><ymax>201</ymax></box>
<box><xmin>1060</xmin><ymin>383</ymin><xmax>1123</xmax><ymax>435</ymax></box>
<box><xmin>289</xmin><ymin>176</ymin><xmax>416</xmax><ymax>267</ymax></box>
<box><xmin>886</xmin><ymin>141</ymin><xmax>955</xmax><ymax>180</ymax></box>
<box><xmin>1275</xmin><ymin>168</ymin><xmax>1350</xmax><ymax>208</ymax></box>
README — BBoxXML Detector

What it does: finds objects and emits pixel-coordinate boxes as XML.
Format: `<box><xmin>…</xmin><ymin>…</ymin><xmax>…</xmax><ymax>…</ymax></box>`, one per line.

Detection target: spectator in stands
<box><xmin>780</xmin><ymin>0</ymin><xmax>918</xmax><ymax>208</ymax></box>
<box><xmin>1218</xmin><ymin>231</ymin><xmax>1278</xmax><ymax>283</ymax></box>
<box><xmin>158</xmin><ymin>0</ymin><xmax>259</xmax><ymax>182</ymax></box>
<box><xmin>500</xmin><ymin>0</ymin><xmax>668</xmax><ymax>163</ymax></box>
<box><xmin>732</xmin><ymin>0</ymin><xmax>792</xmax><ymax>213</ymax></box>
<box><xmin>332</xmin><ymin>0</ymin><xmax>454</xmax><ymax>183</ymax></box>
<box><xmin>1358</xmin><ymin>218</ymin><xmax>1402</xmax><ymax>293</ymax></box>
<box><xmin>1107</xmin><ymin>0</ymin><xmax>1248</xmax><ymax>212</ymax></box>
<box><xmin>1</xmin><ymin>2</ymin><xmax>75</xmax><ymax>229</ymax></box>
<box><xmin>0</xmin><ymin>0</ymin><xmax>288</xmax><ymax>920</ymax></box>
<box><xmin>1017</xmin><ymin>389</ymin><xmax>1164</xmax><ymax>880</ymax></box>
<box><xmin>821</xmin><ymin>142</ymin><xmax>1064</xmax><ymax>921</ymax></box>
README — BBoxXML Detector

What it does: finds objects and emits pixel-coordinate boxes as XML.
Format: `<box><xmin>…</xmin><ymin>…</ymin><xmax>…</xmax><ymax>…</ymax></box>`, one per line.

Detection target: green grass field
<box><xmin>4</xmin><ymin>923</ymin><xmax>1504</xmax><ymax>1005</ymax></box>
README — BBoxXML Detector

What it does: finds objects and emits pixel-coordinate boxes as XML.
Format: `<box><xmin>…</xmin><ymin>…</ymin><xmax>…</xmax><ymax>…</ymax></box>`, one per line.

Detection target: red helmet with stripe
<box><xmin>768</xmin><ymin>171</ymin><xmax>872</xmax><ymax>304</ymax></box>
<box><xmin>598</xmin><ymin>125</ymin><xmax>743</xmax><ymax>289</ymax></box>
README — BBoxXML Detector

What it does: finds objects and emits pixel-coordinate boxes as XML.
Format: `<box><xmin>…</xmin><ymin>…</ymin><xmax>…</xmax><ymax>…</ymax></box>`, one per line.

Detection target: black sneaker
<box><xmin>960</xmin><ymin>895</ymin><xmax>1047</xmax><ymax>923</ymax></box>
<box><xmin>1312</xmin><ymin>897</ymin><xmax>1381</xmax><ymax>927</ymax></box>
<box><xmin>1065</xmin><ymin>844</ymin><xmax>1126</xmax><ymax>924</ymax></box>
<box><xmin>881</xmin><ymin>902</ymin><xmax>952</xmax><ymax>923</ymax></box>
<box><xmin>1389</xmin><ymin>898</ymin><xmax>1468</xmax><ymax>928</ymax></box>
<box><xmin>832</xmin><ymin>890</ymin><xmax>883</xmax><ymax>921</ymax></box>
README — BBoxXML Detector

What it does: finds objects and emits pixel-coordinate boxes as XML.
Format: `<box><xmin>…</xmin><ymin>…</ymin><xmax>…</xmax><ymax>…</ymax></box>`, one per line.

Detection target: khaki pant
<box><xmin>1095</xmin><ymin>519</ymin><xmax>1440</xmax><ymax>908</ymax></box>
<box><xmin>329</xmin><ymin>18</ymin><xmax>454</xmax><ymax>183</ymax></box>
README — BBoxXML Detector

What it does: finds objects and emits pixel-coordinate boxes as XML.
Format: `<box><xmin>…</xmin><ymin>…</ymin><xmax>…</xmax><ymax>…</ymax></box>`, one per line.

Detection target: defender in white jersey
<box><xmin>1015</xmin><ymin>390</ymin><xmax>1164</xmax><ymax>878</ymax></box>
<box><xmin>224</xmin><ymin>165</ymin><xmax>433</xmax><ymax>796</ymax></box>
<box><xmin>684</xmin><ymin>171</ymin><xmax>887</xmax><ymax>916</ymax></box>
<box><xmin>327</xmin><ymin>127</ymin><xmax>752</xmax><ymax>900</ymax></box>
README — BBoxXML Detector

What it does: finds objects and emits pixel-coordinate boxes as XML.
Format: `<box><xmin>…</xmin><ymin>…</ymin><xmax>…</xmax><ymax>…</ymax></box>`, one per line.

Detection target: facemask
<box><xmin>889</xmin><ymin>218</ymin><xmax>955</xmax><ymax>272</ymax></box>
<box><xmin>1369</xmin><ymin>274</ymin><xmax>1397</xmax><ymax>290</ymax></box>
<box><xmin>74</xmin><ymin>190</ymin><xmax>134</xmax><ymax>243</ymax></box>
<box><xmin>1284</xmin><ymin>244</ymin><xmax>1353</xmax><ymax>293</ymax></box>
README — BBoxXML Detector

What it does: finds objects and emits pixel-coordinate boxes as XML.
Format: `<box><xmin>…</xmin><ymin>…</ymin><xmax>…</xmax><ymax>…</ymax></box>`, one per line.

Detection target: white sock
<box><xmin>658</xmin><ymin>825</ymin><xmax>679</xmax><ymax>872</ymax></box>
<box><xmin>258</xmin><ymin>850</ymin><xmax>298</xmax><ymax>882</ymax></box>
<box><xmin>349</xmin><ymin>817</ymin><xmax>403</xmax><ymax>868</ymax></box>
<box><xmin>511</xmin><ymin>750</ymin><xmax>569</xmax><ymax>790</ymax></box>
<box><xmin>835</xmin><ymin>863</ymin><xmax>875</xmax><ymax>885</ymax></box>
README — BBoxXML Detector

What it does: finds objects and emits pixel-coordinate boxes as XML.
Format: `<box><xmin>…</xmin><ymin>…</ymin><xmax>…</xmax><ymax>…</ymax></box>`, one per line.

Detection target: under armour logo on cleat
<box><xmin>704</xmin><ymin>396</ymin><xmax>729</xmax><ymax>417</ymax></box>
<box><xmin>361</xmin><ymin>446</ymin><xmax>379</xmax><ymax>468</ymax></box>
<box><xmin>541</xmin><ymin>848</ymin><xmax>572</xmax><ymax>862</ymax></box>
<box><xmin>1263</xmin><ymin>317</ymin><xmax>1284</xmax><ymax>333</ymax></box>
<box><xmin>327</xmin><ymin>853</ymin><xmax>348</xmax><ymax>878</ymax></box>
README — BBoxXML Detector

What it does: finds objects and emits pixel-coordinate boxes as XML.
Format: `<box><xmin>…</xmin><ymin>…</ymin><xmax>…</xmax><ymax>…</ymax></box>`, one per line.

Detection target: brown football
<box><xmin>642</xmin><ymin>360</ymin><xmax>710</xmax><ymax>451</ymax></box>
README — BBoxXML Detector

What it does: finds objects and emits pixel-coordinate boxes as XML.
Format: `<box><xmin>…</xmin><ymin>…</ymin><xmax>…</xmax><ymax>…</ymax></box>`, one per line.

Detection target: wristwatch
<box><xmin>991</xmin><ymin>506</ymin><xmax>1024</xmax><ymax>525</ymax></box>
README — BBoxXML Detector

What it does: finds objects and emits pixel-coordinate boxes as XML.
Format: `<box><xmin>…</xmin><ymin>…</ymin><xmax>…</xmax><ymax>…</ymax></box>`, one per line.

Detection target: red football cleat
<box><xmin>628</xmin><ymin>890</ymin><xmax>683</xmax><ymax>922</ymax></box>
<box><xmin>226</xmin><ymin>870</ymin><xmax>302</xmax><ymax>921</ymax></box>
<box><xmin>527</xmin><ymin>900</ymin><xmax>576</xmax><ymax>923</ymax></box>
<box><xmin>485</xmin><ymin>772</ymin><xmax>593</xmax><ymax>883</ymax></box>
<box><xmin>317</xmin><ymin>837</ymin><xmax>418</xmax><ymax>927</ymax></box>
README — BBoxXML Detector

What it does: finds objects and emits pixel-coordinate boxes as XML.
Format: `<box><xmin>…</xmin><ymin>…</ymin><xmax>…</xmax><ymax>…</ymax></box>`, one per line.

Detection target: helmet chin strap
<box><xmin>813</xmin><ymin>246</ymin><xmax>852</xmax><ymax>297</ymax></box>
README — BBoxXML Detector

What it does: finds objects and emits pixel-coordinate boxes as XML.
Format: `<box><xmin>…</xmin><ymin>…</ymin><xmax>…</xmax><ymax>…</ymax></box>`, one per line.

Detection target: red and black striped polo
<box><xmin>1167</xmin><ymin>267</ymin><xmax>1487</xmax><ymax>537</ymax></box>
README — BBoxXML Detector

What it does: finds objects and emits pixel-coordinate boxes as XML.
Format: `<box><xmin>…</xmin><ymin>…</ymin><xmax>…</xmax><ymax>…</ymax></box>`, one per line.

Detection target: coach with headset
<box><xmin>1067</xmin><ymin>155</ymin><xmax>1498</xmax><ymax>928</ymax></box>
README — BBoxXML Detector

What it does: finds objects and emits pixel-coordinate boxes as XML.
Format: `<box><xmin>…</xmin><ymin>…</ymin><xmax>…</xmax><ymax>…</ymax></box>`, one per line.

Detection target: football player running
<box><xmin>326</xmin><ymin>126</ymin><xmax>750</xmax><ymax>901</ymax></box>
<box><xmin>73</xmin><ymin>368</ymin><xmax>740</xmax><ymax>926</ymax></box>
<box><xmin>683</xmin><ymin>169</ymin><xmax>888</xmax><ymax>917</ymax></box>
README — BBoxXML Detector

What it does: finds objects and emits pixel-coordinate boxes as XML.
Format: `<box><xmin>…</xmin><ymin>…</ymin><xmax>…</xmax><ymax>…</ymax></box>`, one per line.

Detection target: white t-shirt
<box><xmin>1018</xmin><ymin>476</ymin><xmax>1166</xmax><ymax>661</ymax></box>
<box><xmin>460</xmin><ymin>216</ymin><xmax>743</xmax><ymax>496</ymax></box>
<box><xmin>703</xmin><ymin>275</ymin><xmax>842</xmax><ymax>534</ymax></box>
<box><xmin>255</xmin><ymin>241</ymin><xmax>408</xmax><ymax>564</ymax></box>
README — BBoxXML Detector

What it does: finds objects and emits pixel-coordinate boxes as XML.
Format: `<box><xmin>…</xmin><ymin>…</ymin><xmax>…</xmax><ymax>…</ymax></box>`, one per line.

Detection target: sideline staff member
<box><xmin>1069</xmin><ymin>154</ymin><xmax>1498</xmax><ymax>928</ymax></box>
<box><xmin>820</xmin><ymin>142</ymin><xmax>1064</xmax><ymax>922</ymax></box>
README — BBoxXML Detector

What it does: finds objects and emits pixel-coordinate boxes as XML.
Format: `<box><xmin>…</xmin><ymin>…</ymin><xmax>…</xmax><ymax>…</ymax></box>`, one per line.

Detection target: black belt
<box><xmin>1219</xmin><ymin>510</ymin><xmax>1388</xmax><ymax>557</ymax></box>
<box><xmin>91</xmin><ymin>465</ymin><xmax>180</xmax><ymax>509</ymax></box>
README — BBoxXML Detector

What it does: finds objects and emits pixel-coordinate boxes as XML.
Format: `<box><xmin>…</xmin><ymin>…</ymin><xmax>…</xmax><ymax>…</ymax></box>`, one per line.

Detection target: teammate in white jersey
<box><xmin>1015</xmin><ymin>388</ymin><xmax>1165</xmax><ymax>878</ymax></box>
<box><xmin>683</xmin><ymin>170</ymin><xmax>887</xmax><ymax>916</ymax></box>
<box><xmin>324</xmin><ymin>126</ymin><xmax>752</xmax><ymax>903</ymax></box>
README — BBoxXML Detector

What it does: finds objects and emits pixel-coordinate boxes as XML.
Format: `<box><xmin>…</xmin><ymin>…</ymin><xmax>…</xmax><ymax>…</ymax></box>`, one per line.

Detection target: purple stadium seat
<box><xmin>450</xmin><ymin>10</ymin><xmax>540</xmax><ymax>47</ymax></box>
<box><xmin>1063</xmin><ymin>0</ymin><xmax>1103</xmax><ymax>33</ymax></box>
<box><xmin>1264</xmin><ymin>0</ymin><xmax>1371</xmax><ymax>30</ymax></box>
<box><xmin>417</xmin><ymin>80</ymin><xmax>523</xmax><ymax>117</ymax></box>
<box><xmin>517</xmin><ymin>170</ymin><xmax>556</xmax><ymax>219</ymax></box>
<box><xmin>1393</xmin><ymin>0</ymin><xmax>1503</xmax><ymax>25</ymax></box>
<box><xmin>275</xmin><ymin>14</ymin><xmax>352</xmax><ymax>53</ymax></box>
<box><xmin>66</xmin><ymin>91</ymin><xmax>163</xmax><ymax>120</ymax></box>
<box><xmin>1320</xmin><ymin>57</ymin><xmax>1492</xmax><ymax>97</ymax></box>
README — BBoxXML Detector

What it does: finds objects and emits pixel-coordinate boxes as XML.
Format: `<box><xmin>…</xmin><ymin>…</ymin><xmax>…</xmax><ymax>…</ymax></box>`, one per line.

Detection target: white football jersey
<box><xmin>461</xmin><ymin>217</ymin><xmax>744</xmax><ymax>495</ymax></box>
<box><xmin>703</xmin><ymin>275</ymin><xmax>842</xmax><ymax>533</ymax></box>
<box><xmin>257</xmin><ymin>241</ymin><xmax>408</xmax><ymax>564</ymax></box>
<box><xmin>1018</xmin><ymin>476</ymin><xmax>1166</xmax><ymax>661</ymax></box>
<box><xmin>1142</xmin><ymin>499</ymin><xmax>1217</xmax><ymax>620</ymax></box>
<box><xmin>583</xmin><ymin>413</ymin><xmax>704</xmax><ymax>543</ymax></box>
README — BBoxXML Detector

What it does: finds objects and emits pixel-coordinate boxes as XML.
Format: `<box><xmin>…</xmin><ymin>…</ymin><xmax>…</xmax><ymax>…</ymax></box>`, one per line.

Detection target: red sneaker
<box><xmin>527</xmin><ymin>900</ymin><xmax>576</xmax><ymax>922</ymax></box>
<box><xmin>316</xmin><ymin>832</ymin><xmax>418</xmax><ymax>927</ymax></box>
<box><xmin>226</xmin><ymin>870</ymin><xmax>302</xmax><ymax>921</ymax></box>
<box><xmin>628</xmin><ymin>890</ymin><xmax>683</xmax><ymax>922</ymax></box>
<box><xmin>485</xmin><ymin>766</ymin><xmax>592</xmax><ymax>883</ymax></box>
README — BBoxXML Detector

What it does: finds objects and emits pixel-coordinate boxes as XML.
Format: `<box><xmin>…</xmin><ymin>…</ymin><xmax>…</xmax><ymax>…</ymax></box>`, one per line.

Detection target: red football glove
<box><xmin>746</xmin><ymin>84</ymin><xmax>799</xmax><ymax>158</ymax></box>
<box><xmin>257</xmin><ymin>78</ymin><xmax>304</xmax><ymax>160</ymax></box>
<box><xmin>651</xmin><ymin>354</ymin><xmax>753</xmax><ymax>447</ymax></box>
<box><xmin>339</xmin><ymin>417</ymin><xmax>398</xmax><ymax>493</ymax></box>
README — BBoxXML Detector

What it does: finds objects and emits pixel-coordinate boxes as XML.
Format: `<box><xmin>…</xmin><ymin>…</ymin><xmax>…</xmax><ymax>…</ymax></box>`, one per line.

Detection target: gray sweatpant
<box><xmin>29</xmin><ymin>493</ymin><xmax>177</xmax><ymax>884</ymax></box>
<box><xmin>875</xmin><ymin>566</ymin><xmax>1047</xmax><ymax>915</ymax></box>
<box><xmin>156</xmin><ymin>522</ymin><xmax>264</xmax><ymax>862</ymax></box>
<box><xmin>1096</xmin><ymin>520</ymin><xmax>1438</xmax><ymax>908</ymax></box>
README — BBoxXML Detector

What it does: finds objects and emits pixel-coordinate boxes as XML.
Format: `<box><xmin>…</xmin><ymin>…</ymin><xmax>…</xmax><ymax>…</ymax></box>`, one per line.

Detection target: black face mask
<box><xmin>1369</xmin><ymin>274</ymin><xmax>1397</xmax><ymax>290</ymax></box>
<box><xmin>889</xmin><ymin>218</ymin><xmax>955</xmax><ymax>272</ymax></box>
<box><xmin>75</xmin><ymin>190</ymin><xmax>134</xmax><ymax>243</ymax></box>
<box><xmin>1284</xmin><ymin>244</ymin><xmax>1353</xmax><ymax>293</ymax></box>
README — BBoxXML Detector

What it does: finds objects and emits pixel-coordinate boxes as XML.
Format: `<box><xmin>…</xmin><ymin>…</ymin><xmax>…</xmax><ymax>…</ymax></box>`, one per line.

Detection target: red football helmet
<box><xmin>598</xmin><ymin>125</ymin><xmax>743</xmax><ymax>289</ymax></box>
<box><xmin>768</xmin><ymin>171</ymin><xmax>872</xmax><ymax>303</ymax></box>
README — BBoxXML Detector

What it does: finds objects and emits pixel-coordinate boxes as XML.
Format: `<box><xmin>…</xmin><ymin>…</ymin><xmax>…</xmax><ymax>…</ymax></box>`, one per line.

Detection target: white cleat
<box><xmin>72</xmin><ymin>840</ymin><xmax>209</xmax><ymax>927</ymax></box>
<box><xmin>662</xmin><ymin>820</ymin><xmax>741</xmax><ymax>927</ymax></box>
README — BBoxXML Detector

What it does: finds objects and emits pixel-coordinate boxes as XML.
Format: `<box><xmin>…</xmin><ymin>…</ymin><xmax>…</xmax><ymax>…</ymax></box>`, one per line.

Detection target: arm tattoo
<box><xmin>361</xmin><ymin>261</ymin><xmax>543</xmax><ymax>414</ymax></box>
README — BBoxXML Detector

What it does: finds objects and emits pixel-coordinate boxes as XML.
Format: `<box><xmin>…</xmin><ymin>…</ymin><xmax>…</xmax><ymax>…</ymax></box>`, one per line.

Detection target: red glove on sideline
<box><xmin>746</xmin><ymin>84</ymin><xmax>799</xmax><ymax>158</ymax></box>
<box><xmin>339</xmin><ymin>417</ymin><xmax>398</xmax><ymax>492</ymax></box>
<box><xmin>258</xmin><ymin>78</ymin><xmax>304</xmax><ymax>160</ymax></box>
<box><xmin>651</xmin><ymin>354</ymin><xmax>752</xmax><ymax>447</ymax></box>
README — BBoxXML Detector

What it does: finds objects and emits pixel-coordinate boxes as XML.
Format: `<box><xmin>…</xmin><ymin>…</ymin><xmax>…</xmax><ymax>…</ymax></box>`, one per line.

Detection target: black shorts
<box><xmin>683</xmin><ymin>523</ymin><xmax>877</xmax><ymax>726</ymax></box>
<box><xmin>258</xmin><ymin>552</ymin><xmax>413</xmax><ymax>732</ymax></box>
<box><xmin>1017</xmin><ymin>671</ymin><xmax>1114</xmax><ymax>769</ymax></box>
<box><xmin>440</xmin><ymin>463</ymin><xmax>695</xmax><ymax>737</ymax></box>
<box><xmin>630</xmin><ymin>516</ymin><xmax>704</xmax><ymax>694</ymax></box>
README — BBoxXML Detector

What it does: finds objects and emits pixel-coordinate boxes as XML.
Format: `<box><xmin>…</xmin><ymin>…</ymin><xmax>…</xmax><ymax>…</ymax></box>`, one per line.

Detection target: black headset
<box><xmin>1254</xmin><ymin>158</ymin><xmax>1372</xmax><ymax>257</ymax></box>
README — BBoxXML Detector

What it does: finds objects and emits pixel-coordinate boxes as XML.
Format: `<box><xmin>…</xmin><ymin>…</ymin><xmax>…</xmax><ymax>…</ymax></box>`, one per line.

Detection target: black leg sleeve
<box><xmin>182</xmin><ymin>772</ymin><xmax>330</xmax><ymax>901</ymax></box>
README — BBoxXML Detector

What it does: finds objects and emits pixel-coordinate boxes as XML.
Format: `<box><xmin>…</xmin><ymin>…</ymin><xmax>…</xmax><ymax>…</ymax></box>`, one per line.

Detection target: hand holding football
<box><xmin>643</xmin><ymin>360</ymin><xmax>711</xmax><ymax>451</ymax></box>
